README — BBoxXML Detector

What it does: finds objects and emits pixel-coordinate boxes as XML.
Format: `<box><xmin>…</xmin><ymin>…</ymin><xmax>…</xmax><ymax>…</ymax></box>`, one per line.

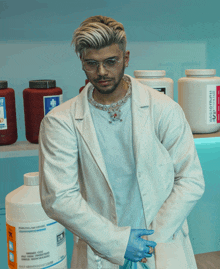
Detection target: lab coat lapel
<box><xmin>130</xmin><ymin>75</ymin><xmax>150</xmax><ymax>167</ymax></box>
<box><xmin>131</xmin><ymin>76</ymin><xmax>164</xmax><ymax>227</ymax></box>
<box><xmin>74</xmin><ymin>84</ymin><xmax>110</xmax><ymax>185</ymax></box>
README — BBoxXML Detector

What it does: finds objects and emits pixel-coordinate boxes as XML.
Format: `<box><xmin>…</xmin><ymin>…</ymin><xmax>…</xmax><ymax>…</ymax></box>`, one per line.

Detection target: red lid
<box><xmin>29</xmin><ymin>80</ymin><xmax>56</xmax><ymax>88</ymax></box>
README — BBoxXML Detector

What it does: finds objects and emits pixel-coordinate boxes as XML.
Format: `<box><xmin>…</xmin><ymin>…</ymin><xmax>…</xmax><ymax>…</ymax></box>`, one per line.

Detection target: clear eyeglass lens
<box><xmin>84</xmin><ymin>59</ymin><xmax>120</xmax><ymax>72</ymax></box>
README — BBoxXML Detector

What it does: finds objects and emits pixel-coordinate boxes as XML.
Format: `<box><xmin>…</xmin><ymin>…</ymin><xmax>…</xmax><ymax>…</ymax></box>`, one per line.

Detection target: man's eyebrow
<box><xmin>84</xmin><ymin>56</ymin><xmax>118</xmax><ymax>61</ymax></box>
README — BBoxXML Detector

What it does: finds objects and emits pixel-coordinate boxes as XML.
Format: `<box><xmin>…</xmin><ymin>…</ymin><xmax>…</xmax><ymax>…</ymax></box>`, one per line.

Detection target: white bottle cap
<box><xmin>24</xmin><ymin>172</ymin><xmax>39</xmax><ymax>186</ymax></box>
<box><xmin>134</xmin><ymin>70</ymin><xmax>166</xmax><ymax>78</ymax></box>
<box><xmin>185</xmin><ymin>69</ymin><xmax>216</xmax><ymax>76</ymax></box>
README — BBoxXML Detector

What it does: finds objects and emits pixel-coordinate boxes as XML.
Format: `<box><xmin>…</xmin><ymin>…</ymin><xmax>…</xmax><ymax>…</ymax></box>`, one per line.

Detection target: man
<box><xmin>39</xmin><ymin>15</ymin><xmax>205</xmax><ymax>269</ymax></box>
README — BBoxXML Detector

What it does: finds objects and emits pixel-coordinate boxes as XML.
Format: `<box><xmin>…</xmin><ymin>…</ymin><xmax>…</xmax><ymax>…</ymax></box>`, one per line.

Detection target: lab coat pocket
<box><xmin>155</xmin><ymin>232</ymin><xmax>188</xmax><ymax>269</ymax></box>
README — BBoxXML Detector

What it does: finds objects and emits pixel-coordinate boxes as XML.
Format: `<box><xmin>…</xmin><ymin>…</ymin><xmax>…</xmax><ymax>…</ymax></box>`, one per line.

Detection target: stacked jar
<box><xmin>23</xmin><ymin>80</ymin><xmax>63</xmax><ymax>144</ymax></box>
<box><xmin>178</xmin><ymin>69</ymin><xmax>220</xmax><ymax>134</ymax></box>
<box><xmin>0</xmin><ymin>81</ymin><xmax>18</xmax><ymax>145</ymax></box>
<box><xmin>134</xmin><ymin>70</ymin><xmax>174</xmax><ymax>99</ymax></box>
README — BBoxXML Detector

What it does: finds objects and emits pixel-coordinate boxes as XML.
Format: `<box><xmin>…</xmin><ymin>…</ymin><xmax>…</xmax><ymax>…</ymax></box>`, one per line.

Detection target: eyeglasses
<box><xmin>82</xmin><ymin>57</ymin><xmax>122</xmax><ymax>73</ymax></box>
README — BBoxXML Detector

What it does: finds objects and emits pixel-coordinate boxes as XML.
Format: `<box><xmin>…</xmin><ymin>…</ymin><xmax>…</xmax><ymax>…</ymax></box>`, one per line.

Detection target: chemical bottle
<box><xmin>0</xmin><ymin>81</ymin><xmax>18</xmax><ymax>145</ymax></box>
<box><xmin>178</xmin><ymin>69</ymin><xmax>220</xmax><ymax>134</ymax></box>
<box><xmin>23</xmin><ymin>80</ymin><xmax>63</xmax><ymax>144</ymax></box>
<box><xmin>134</xmin><ymin>70</ymin><xmax>174</xmax><ymax>99</ymax></box>
<box><xmin>5</xmin><ymin>172</ymin><xmax>67</xmax><ymax>269</ymax></box>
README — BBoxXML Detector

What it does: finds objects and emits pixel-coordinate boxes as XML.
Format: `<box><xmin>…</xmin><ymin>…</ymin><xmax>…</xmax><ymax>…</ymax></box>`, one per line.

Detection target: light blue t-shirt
<box><xmin>88</xmin><ymin>81</ymin><xmax>152</xmax><ymax>269</ymax></box>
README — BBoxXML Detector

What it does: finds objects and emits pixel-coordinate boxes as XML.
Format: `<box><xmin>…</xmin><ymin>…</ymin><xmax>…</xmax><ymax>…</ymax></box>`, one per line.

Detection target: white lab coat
<box><xmin>39</xmin><ymin>74</ymin><xmax>205</xmax><ymax>269</ymax></box>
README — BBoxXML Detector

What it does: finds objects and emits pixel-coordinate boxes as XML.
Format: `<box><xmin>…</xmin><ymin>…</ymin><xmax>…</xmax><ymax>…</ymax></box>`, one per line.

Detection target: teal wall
<box><xmin>1</xmin><ymin>0</ymin><xmax>220</xmax><ymax>268</ymax></box>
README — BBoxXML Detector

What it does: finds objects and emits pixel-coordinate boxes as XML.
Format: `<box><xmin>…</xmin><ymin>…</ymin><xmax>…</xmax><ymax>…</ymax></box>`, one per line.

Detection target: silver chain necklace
<box><xmin>88</xmin><ymin>76</ymin><xmax>132</xmax><ymax>124</ymax></box>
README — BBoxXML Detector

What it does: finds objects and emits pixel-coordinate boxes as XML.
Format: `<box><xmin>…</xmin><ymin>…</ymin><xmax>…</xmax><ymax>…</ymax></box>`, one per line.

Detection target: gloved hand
<box><xmin>124</xmin><ymin>229</ymin><xmax>157</xmax><ymax>263</ymax></box>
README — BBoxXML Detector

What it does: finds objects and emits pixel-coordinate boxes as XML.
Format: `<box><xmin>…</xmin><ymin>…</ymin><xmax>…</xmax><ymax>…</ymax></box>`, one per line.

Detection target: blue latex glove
<box><xmin>121</xmin><ymin>259</ymin><xmax>150</xmax><ymax>269</ymax></box>
<box><xmin>124</xmin><ymin>229</ymin><xmax>157</xmax><ymax>263</ymax></box>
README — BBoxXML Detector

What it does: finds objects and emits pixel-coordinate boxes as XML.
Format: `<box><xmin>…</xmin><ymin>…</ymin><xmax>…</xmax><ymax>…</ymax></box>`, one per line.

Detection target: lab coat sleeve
<box><xmin>151</xmin><ymin>102</ymin><xmax>205</xmax><ymax>243</ymax></box>
<box><xmin>38</xmin><ymin>111</ymin><xmax>131</xmax><ymax>266</ymax></box>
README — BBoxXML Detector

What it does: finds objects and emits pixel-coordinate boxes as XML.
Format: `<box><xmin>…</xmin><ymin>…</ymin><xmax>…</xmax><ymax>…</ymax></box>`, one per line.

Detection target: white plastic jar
<box><xmin>178</xmin><ymin>69</ymin><xmax>220</xmax><ymax>134</ymax></box>
<box><xmin>5</xmin><ymin>172</ymin><xmax>67</xmax><ymax>269</ymax></box>
<box><xmin>134</xmin><ymin>70</ymin><xmax>174</xmax><ymax>99</ymax></box>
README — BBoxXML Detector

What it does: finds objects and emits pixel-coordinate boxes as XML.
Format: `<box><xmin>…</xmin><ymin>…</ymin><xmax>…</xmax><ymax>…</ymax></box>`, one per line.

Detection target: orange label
<box><xmin>6</xmin><ymin>223</ymin><xmax>17</xmax><ymax>269</ymax></box>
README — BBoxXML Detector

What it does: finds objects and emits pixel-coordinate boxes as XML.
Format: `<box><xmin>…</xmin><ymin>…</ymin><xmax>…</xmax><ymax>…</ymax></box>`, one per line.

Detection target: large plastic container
<box><xmin>134</xmin><ymin>70</ymin><xmax>174</xmax><ymax>99</ymax></box>
<box><xmin>0</xmin><ymin>81</ymin><xmax>18</xmax><ymax>145</ymax></box>
<box><xmin>5</xmin><ymin>172</ymin><xmax>67</xmax><ymax>269</ymax></box>
<box><xmin>23</xmin><ymin>80</ymin><xmax>63</xmax><ymax>144</ymax></box>
<box><xmin>178</xmin><ymin>69</ymin><xmax>220</xmax><ymax>134</ymax></box>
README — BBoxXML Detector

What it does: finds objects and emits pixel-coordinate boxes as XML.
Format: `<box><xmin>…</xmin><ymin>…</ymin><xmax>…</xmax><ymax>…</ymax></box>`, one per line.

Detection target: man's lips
<box><xmin>98</xmin><ymin>80</ymin><xmax>111</xmax><ymax>85</ymax></box>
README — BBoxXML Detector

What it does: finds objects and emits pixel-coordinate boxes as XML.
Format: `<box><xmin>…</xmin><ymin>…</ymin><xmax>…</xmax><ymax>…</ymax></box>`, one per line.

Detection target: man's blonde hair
<box><xmin>71</xmin><ymin>15</ymin><xmax>127</xmax><ymax>58</ymax></box>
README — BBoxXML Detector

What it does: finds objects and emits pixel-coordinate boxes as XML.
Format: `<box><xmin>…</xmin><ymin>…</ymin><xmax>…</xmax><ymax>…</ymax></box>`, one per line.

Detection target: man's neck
<box><xmin>92</xmin><ymin>79</ymin><xmax>129</xmax><ymax>105</ymax></box>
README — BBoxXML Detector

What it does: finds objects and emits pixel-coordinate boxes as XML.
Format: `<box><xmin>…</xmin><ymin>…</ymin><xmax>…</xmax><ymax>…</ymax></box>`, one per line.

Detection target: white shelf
<box><xmin>1</xmin><ymin>130</ymin><xmax>220</xmax><ymax>159</ymax></box>
<box><xmin>0</xmin><ymin>141</ymin><xmax>39</xmax><ymax>159</ymax></box>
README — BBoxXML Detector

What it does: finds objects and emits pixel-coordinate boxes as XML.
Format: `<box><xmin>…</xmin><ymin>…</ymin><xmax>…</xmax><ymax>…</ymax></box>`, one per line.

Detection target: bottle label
<box><xmin>6</xmin><ymin>219</ymin><xmax>67</xmax><ymax>269</ymax></box>
<box><xmin>153</xmin><ymin>87</ymin><xmax>166</xmax><ymax>94</ymax></box>
<box><xmin>43</xmin><ymin>94</ymin><xmax>63</xmax><ymax>116</ymax></box>
<box><xmin>0</xmin><ymin>97</ymin><xmax>7</xmax><ymax>130</ymax></box>
<box><xmin>207</xmin><ymin>85</ymin><xmax>220</xmax><ymax>124</ymax></box>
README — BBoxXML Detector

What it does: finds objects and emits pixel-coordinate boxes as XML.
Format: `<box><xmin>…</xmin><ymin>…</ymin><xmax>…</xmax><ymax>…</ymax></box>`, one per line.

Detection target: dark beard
<box><xmin>92</xmin><ymin>64</ymin><xmax>126</xmax><ymax>95</ymax></box>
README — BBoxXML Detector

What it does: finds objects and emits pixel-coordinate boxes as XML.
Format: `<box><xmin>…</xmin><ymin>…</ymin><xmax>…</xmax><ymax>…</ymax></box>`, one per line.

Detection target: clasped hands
<box><xmin>124</xmin><ymin>229</ymin><xmax>157</xmax><ymax>264</ymax></box>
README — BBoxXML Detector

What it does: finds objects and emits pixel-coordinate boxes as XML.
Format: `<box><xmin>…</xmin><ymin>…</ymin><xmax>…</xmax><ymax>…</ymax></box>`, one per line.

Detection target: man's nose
<box><xmin>97</xmin><ymin>62</ymin><xmax>108</xmax><ymax>76</ymax></box>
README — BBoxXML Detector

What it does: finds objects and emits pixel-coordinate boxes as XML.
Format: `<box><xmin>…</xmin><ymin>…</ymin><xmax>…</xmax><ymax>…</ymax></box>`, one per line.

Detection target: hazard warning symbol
<box><xmin>6</xmin><ymin>223</ymin><xmax>17</xmax><ymax>269</ymax></box>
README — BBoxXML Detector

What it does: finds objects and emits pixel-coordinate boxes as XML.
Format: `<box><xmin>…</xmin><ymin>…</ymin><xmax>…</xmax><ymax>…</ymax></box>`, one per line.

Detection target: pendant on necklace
<box><xmin>108</xmin><ymin>109</ymin><xmax>122</xmax><ymax>122</ymax></box>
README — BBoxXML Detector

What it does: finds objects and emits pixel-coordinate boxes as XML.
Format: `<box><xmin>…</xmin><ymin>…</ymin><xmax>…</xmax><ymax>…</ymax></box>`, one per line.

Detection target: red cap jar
<box><xmin>0</xmin><ymin>81</ymin><xmax>18</xmax><ymax>145</ymax></box>
<box><xmin>23</xmin><ymin>80</ymin><xmax>63</xmax><ymax>144</ymax></box>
